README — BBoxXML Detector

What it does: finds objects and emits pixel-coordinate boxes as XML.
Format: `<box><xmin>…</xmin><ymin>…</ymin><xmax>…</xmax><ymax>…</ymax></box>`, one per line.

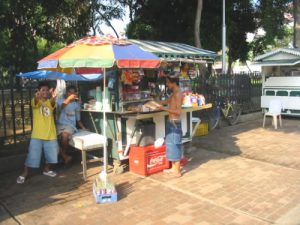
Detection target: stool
<box><xmin>69</xmin><ymin>130</ymin><xmax>106</xmax><ymax>180</ymax></box>
<box><xmin>191</xmin><ymin>117</ymin><xmax>201</xmax><ymax>137</ymax></box>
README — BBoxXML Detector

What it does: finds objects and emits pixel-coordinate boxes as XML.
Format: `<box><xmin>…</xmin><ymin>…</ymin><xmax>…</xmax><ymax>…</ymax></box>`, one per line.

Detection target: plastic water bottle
<box><xmin>95</xmin><ymin>86</ymin><xmax>102</xmax><ymax>110</ymax></box>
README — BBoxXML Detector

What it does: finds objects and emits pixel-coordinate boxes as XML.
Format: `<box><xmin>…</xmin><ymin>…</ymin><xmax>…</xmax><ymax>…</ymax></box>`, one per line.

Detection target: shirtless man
<box><xmin>157</xmin><ymin>72</ymin><xmax>183</xmax><ymax>177</ymax></box>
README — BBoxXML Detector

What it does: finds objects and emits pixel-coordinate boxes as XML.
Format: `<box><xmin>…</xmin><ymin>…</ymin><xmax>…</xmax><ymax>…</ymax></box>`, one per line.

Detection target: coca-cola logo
<box><xmin>147</xmin><ymin>155</ymin><xmax>164</xmax><ymax>168</ymax></box>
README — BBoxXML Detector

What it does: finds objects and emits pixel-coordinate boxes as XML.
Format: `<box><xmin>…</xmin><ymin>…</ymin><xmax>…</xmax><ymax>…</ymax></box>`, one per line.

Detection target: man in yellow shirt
<box><xmin>16</xmin><ymin>82</ymin><xmax>59</xmax><ymax>184</ymax></box>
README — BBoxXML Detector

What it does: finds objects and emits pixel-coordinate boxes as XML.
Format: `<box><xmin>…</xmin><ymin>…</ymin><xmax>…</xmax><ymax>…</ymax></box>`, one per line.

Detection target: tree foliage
<box><xmin>0</xmin><ymin>0</ymin><xmax>294</xmax><ymax>75</ymax></box>
<box><xmin>0</xmin><ymin>0</ymin><xmax>126</xmax><ymax>75</ymax></box>
<box><xmin>125</xmin><ymin>0</ymin><xmax>292</xmax><ymax>73</ymax></box>
<box><xmin>90</xmin><ymin>0</ymin><xmax>126</xmax><ymax>37</ymax></box>
<box><xmin>251</xmin><ymin>0</ymin><xmax>293</xmax><ymax>56</ymax></box>
<box><xmin>126</xmin><ymin>0</ymin><xmax>197</xmax><ymax>43</ymax></box>
<box><xmin>0</xmin><ymin>0</ymin><xmax>93</xmax><ymax>74</ymax></box>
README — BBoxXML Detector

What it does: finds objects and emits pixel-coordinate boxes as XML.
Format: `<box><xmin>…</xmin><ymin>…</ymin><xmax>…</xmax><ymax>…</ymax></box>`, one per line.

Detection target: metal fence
<box><xmin>192</xmin><ymin>72</ymin><xmax>262</xmax><ymax>113</ymax></box>
<box><xmin>0</xmin><ymin>70</ymin><xmax>262</xmax><ymax>150</ymax></box>
<box><xmin>0</xmin><ymin>71</ymin><xmax>35</xmax><ymax>149</ymax></box>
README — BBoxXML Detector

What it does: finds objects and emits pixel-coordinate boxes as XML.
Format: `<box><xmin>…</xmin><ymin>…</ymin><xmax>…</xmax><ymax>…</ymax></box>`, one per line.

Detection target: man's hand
<box><xmin>49</xmin><ymin>88</ymin><xmax>57</xmax><ymax>99</ymax></box>
<box><xmin>35</xmin><ymin>90</ymin><xmax>41</xmax><ymax>100</ymax></box>
<box><xmin>157</xmin><ymin>104</ymin><xmax>164</xmax><ymax>110</ymax></box>
<box><xmin>144</xmin><ymin>100</ymin><xmax>162</xmax><ymax>110</ymax></box>
<box><xmin>67</xmin><ymin>94</ymin><xmax>78</xmax><ymax>101</ymax></box>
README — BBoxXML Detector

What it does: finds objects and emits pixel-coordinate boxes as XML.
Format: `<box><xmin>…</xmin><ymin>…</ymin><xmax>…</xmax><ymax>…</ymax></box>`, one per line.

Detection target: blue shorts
<box><xmin>165</xmin><ymin>121</ymin><xmax>182</xmax><ymax>161</ymax></box>
<box><xmin>25</xmin><ymin>138</ymin><xmax>59</xmax><ymax>168</ymax></box>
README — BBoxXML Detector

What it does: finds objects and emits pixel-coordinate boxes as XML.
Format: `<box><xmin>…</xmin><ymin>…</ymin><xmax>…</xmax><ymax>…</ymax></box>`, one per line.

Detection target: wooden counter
<box><xmin>81</xmin><ymin>103</ymin><xmax>212</xmax><ymax>120</ymax></box>
<box><xmin>122</xmin><ymin>103</ymin><xmax>212</xmax><ymax>120</ymax></box>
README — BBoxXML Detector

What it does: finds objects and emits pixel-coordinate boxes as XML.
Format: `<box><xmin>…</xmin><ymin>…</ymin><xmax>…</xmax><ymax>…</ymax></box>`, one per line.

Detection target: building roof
<box><xmin>255</xmin><ymin>48</ymin><xmax>300</xmax><ymax>61</ymax></box>
<box><xmin>253</xmin><ymin>59</ymin><xmax>300</xmax><ymax>66</ymax></box>
<box><xmin>128</xmin><ymin>39</ymin><xmax>217</xmax><ymax>63</ymax></box>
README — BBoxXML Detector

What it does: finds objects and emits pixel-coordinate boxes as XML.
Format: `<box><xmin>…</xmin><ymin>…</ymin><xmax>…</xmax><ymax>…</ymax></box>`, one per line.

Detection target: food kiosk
<box><xmin>79</xmin><ymin>64</ymin><xmax>212</xmax><ymax>174</ymax></box>
<box><xmin>36</xmin><ymin>36</ymin><xmax>217</xmax><ymax>174</ymax></box>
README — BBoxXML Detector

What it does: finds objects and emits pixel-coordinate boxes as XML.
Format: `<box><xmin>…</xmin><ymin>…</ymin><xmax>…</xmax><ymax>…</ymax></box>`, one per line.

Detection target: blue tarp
<box><xmin>17</xmin><ymin>70</ymin><xmax>103</xmax><ymax>81</ymax></box>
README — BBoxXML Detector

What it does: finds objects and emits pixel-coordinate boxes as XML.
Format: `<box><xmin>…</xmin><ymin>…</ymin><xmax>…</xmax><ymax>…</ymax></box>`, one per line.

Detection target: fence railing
<box><xmin>0</xmin><ymin>71</ymin><xmax>34</xmax><ymax>148</ymax></box>
<box><xmin>192</xmin><ymin>72</ymin><xmax>262</xmax><ymax>113</ymax></box>
<box><xmin>1</xmin><ymin>70</ymin><xmax>262</xmax><ymax>150</ymax></box>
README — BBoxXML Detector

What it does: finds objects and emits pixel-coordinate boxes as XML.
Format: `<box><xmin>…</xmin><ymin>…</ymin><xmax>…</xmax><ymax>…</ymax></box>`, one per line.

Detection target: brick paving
<box><xmin>1</xmin><ymin>117</ymin><xmax>300</xmax><ymax>225</ymax></box>
<box><xmin>193</xmin><ymin>117</ymin><xmax>300</xmax><ymax>170</ymax></box>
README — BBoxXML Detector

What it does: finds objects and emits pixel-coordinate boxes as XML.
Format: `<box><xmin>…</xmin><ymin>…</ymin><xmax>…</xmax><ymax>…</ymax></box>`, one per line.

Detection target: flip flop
<box><xmin>163</xmin><ymin>168</ymin><xmax>174</xmax><ymax>173</ymax></box>
<box><xmin>16</xmin><ymin>176</ymin><xmax>26</xmax><ymax>184</ymax></box>
<box><xmin>43</xmin><ymin>171</ymin><xmax>57</xmax><ymax>177</ymax></box>
<box><xmin>166</xmin><ymin>172</ymin><xmax>182</xmax><ymax>178</ymax></box>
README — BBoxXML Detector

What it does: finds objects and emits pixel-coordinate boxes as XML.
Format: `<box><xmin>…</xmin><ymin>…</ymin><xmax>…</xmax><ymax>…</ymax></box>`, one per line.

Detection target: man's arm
<box><xmin>49</xmin><ymin>88</ymin><xmax>57</xmax><ymax>108</ymax></box>
<box><xmin>61</xmin><ymin>94</ymin><xmax>77</xmax><ymax>109</ymax></box>
<box><xmin>157</xmin><ymin>98</ymin><xmax>170</xmax><ymax>106</ymax></box>
<box><xmin>33</xmin><ymin>91</ymin><xmax>42</xmax><ymax>107</ymax></box>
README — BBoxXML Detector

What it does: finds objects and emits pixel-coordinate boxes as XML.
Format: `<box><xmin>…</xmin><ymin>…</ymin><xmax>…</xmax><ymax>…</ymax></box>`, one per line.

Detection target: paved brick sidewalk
<box><xmin>192</xmin><ymin>117</ymin><xmax>300</xmax><ymax>170</ymax></box>
<box><xmin>1</xmin><ymin>118</ymin><xmax>300</xmax><ymax>225</ymax></box>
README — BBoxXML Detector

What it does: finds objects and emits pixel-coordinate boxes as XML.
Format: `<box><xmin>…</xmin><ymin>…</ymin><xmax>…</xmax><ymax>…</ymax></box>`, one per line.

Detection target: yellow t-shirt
<box><xmin>31</xmin><ymin>99</ymin><xmax>57</xmax><ymax>140</ymax></box>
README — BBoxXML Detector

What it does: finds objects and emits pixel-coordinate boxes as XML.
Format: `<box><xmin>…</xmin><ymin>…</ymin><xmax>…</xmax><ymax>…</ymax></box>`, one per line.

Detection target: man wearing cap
<box><xmin>156</xmin><ymin>72</ymin><xmax>183</xmax><ymax>177</ymax></box>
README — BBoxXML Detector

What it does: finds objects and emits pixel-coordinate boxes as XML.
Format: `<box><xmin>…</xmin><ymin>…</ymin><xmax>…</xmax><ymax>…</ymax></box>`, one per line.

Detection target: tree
<box><xmin>126</xmin><ymin>0</ymin><xmax>291</xmax><ymax>73</ymax></box>
<box><xmin>194</xmin><ymin>0</ymin><xmax>203</xmax><ymax>48</ymax></box>
<box><xmin>0</xmin><ymin>0</ymin><xmax>93</xmax><ymax>75</ymax></box>
<box><xmin>90</xmin><ymin>0</ymin><xmax>125</xmax><ymax>37</ymax></box>
<box><xmin>126</xmin><ymin>0</ymin><xmax>197</xmax><ymax>43</ymax></box>
<box><xmin>226</xmin><ymin>1</ymin><xmax>256</xmax><ymax>72</ymax></box>
<box><xmin>251</xmin><ymin>0</ymin><xmax>293</xmax><ymax>56</ymax></box>
<box><xmin>126</xmin><ymin>0</ymin><xmax>256</xmax><ymax>73</ymax></box>
<box><xmin>294</xmin><ymin>0</ymin><xmax>300</xmax><ymax>47</ymax></box>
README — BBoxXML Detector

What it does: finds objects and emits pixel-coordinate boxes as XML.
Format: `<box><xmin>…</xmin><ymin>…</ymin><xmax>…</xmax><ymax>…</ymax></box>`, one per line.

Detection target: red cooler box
<box><xmin>129</xmin><ymin>145</ymin><xmax>169</xmax><ymax>176</ymax></box>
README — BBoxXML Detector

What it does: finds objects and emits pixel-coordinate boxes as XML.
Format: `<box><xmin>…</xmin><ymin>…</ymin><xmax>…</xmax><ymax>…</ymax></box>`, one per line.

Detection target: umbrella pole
<box><xmin>103</xmin><ymin>68</ymin><xmax>107</xmax><ymax>175</ymax></box>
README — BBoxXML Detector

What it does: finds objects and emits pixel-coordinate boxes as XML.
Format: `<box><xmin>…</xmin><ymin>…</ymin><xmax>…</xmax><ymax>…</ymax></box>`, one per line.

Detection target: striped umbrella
<box><xmin>38</xmin><ymin>35</ymin><xmax>161</xmax><ymax>72</ymax></box>
<box><xmin>37</xmin><ymin>35</ymin><xmax>161</xmax><ymax>177</ymax></box>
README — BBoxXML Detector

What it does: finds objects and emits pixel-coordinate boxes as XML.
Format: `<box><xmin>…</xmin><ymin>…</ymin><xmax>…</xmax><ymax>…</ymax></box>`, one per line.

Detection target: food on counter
<box><xmin>144</xmin><ymin>101</ymin><xmax>162</xmax><ymax>110</ymax></box>
<box><xmin>127</xmin><ymin>105</ymin><xmax>142</xmax><ymax>112</ymax></box>
<box><xmin>182</xmin><ymin>92</ymin><xmax>205</xmax><ymax>107</ymax></box>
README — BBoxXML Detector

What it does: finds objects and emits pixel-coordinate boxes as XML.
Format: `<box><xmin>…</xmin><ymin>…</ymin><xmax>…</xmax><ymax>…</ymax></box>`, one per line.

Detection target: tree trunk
<box><xmin>194</xmin><ymin>0</ymin><xmax>207</xmax><ymax>77</ymax></box>
<box><xmin>294</xmin><ymin>0</ymin><xmax>300</xmax><ymax>48</ymax></box>
<box><xmin>194</xmin><ymin>0</ymin><xmax>203</xmax><ymax>48</ymax></box>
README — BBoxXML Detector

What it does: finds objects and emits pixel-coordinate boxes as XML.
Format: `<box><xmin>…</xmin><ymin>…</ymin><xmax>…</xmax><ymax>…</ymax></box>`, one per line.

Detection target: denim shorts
<box><xmin>57</xmin><ymin>124</ymin><xmax>76</xmax><ymax>136</ymax></box>
<box><xmin>165</xmin><ymin>121</ymin><xmax>182</xmax><ymax>161</ymax></box>
<box><xmin>25</xmin><ymin>138</ymin><xmax>59</xmax><ymax>168</ymax></box>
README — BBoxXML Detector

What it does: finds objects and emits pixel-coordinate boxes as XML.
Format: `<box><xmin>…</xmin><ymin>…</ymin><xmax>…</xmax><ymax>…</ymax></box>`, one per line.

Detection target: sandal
<box><xmin>163</xmin><ymin>168</ymin><xmax>174</xmax><ymax>173</ymax></box>
<box><xmin>16</xmin><ymin>176</ymin><xmax>26</xmax><ymax>184</ymax></box>
<box><xmin>166</xmin><ymin>172</ymin><xmax>182</xmax><ymax>178</ymax></box>
<box><xmin>43</xmin><ymin>171</ymin><xmax>57</xmax><ymax>177</ymax></box>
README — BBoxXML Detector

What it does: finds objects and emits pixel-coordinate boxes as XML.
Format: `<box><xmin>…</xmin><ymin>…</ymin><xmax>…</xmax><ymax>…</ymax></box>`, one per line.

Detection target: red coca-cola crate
<box><xmin>129</xmin><ymin>145</ymin><xmax>170</xmax><ymax>176</ymax></box>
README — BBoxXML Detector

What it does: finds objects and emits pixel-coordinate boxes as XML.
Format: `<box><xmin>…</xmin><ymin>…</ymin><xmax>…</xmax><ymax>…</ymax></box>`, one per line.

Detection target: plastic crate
<box><xmin>129</xmin><ymin>145</ymin><xmax>169</xmax><ymax>176</ymax></box>
<box><xmin>93</xmin><ymin>184</ymin><xmax>118</xmax><ymax>204</ymax></box>
<box><xmin>193</xmin><ymin>122</ymin><xmax>208</xmax><ymax>136</ymax></box>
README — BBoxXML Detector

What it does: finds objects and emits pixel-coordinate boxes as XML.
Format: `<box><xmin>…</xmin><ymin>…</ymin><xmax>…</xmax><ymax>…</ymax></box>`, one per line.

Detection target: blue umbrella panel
<box><xmin>17</xmin><ymin>70</ymin><xmax>102</xmax><ymax>81</ymax></box>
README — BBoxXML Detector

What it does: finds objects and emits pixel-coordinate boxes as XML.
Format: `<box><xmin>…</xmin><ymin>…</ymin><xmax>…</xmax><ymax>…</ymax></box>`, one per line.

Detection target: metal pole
<box><xmin>222</xmin><ymin>0</ymin><xmax>226</xmax><ymax>74</ymax></box>
<box><xmin>103</xmin><ymin>68</ymin><xmax>107</xmax><ymax>175</ymax></box>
